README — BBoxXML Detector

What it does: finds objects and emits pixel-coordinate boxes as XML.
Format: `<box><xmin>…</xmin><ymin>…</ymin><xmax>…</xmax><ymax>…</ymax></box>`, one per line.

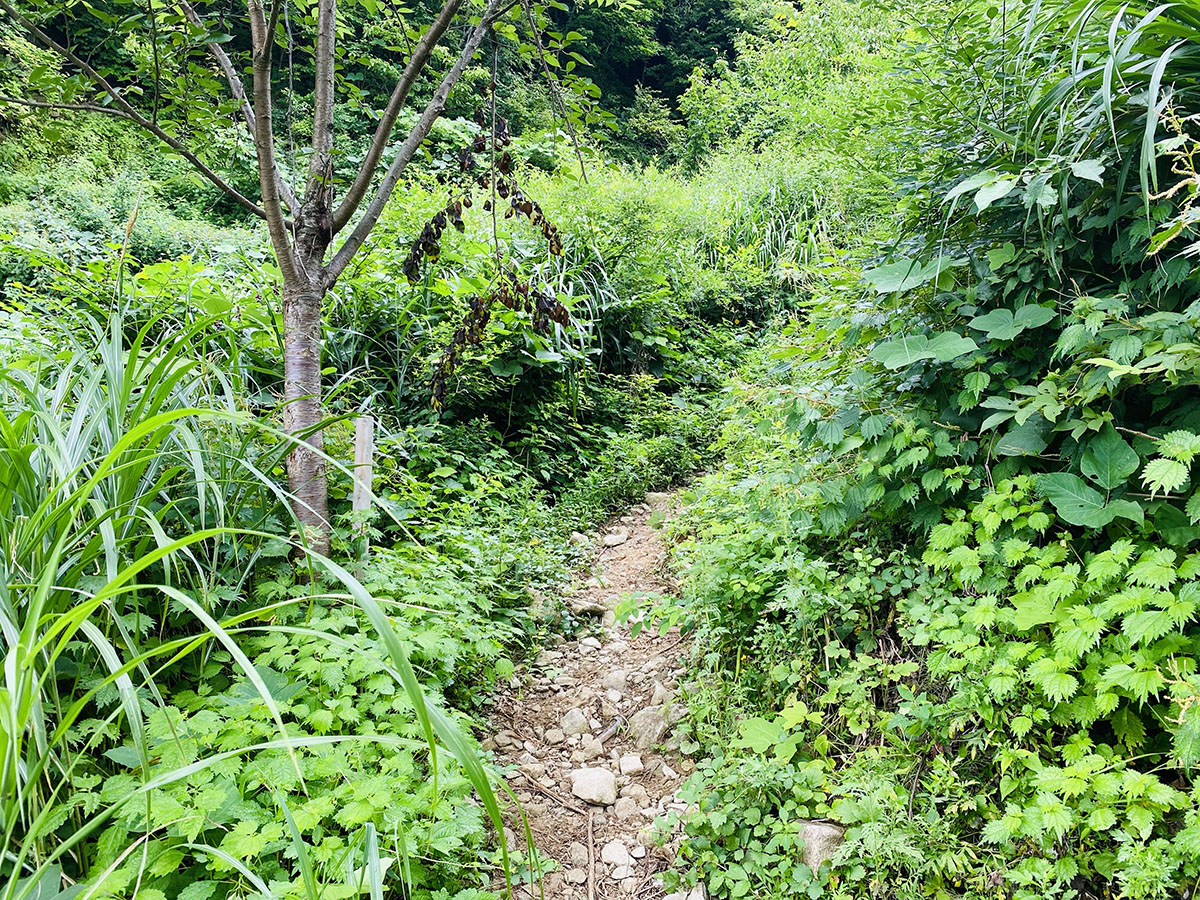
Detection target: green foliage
<box><xmin>643</xmin><ymin>2</ymin><xmax>1200</xmax><ymax>898</ymax></box>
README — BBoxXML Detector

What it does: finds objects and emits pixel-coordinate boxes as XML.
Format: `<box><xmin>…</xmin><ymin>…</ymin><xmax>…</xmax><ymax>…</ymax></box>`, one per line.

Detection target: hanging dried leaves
<box><xmin>401</xmin><ymin>68</ymin><xmax>571</xmax><ymax>410</ymax></box>
<box><xmin>431</xmin><ymin>274</ymin><xmax>569</xmax><ymax>409</ymax></box>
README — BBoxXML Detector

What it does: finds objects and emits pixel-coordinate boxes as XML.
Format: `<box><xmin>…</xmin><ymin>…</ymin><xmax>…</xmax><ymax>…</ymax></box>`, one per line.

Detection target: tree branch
<box><xmin>324</xmin><ymin>0</ymin><xmax>507</xmax><ymax>284</ymax></box>
<box><xmin>248</xmin><ymin>0</ymin><xmax>299</xmax><ymax>283</ymax></box>
<box><xmin>330</xmin><ymin>0</ymin><xmax>467</xmax><ymax>233</ymax></box>
<box><xmin>305</xmin><ymin>0</ymin><xmax>337</xmax><ymax>201</ymax></box>
<box><xmin>0</xmin><ymin>0</ymin><xmax>274</xmax><ymax>220</ymax></box>
<box><xmin>173</xmin><ymin>0</ymin><xmax>300</xmax><ymax>215</ymax></box>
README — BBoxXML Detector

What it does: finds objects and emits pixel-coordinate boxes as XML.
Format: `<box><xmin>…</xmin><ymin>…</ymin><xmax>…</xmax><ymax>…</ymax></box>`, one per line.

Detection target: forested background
<box><xmin>3</xmin><ymin>0</ymin><xmax>1200</xmax><ymax>898</ymax></box>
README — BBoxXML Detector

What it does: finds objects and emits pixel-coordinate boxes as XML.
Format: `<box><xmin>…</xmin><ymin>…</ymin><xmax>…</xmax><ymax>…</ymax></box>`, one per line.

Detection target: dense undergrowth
<box><xmin>7</xmin><ymin>0</ymin><xmax>1200</xmax><ymax>897</ymax></box>
<box><xmin>651</xmin><ymin>2</ymin><xmax>1200</xmax><ymax>899</ymax></box>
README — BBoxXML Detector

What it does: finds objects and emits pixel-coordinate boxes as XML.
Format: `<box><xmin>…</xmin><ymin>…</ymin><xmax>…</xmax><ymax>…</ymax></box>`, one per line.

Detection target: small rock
<box><xmin>801</xmin><ymin>821</ymin><xmax>845</xmax><ymax>869</ymax></box>
<box><xmin>620</xmin><ymin>878</ymin><xmax>638</xmax><ymax>894</ymax></box>
<box><xmin>565</xmin><ymin>868</ymin><xmax>587</xmax><ymax>885</ymax></box>
<box><xmin>619</xmin><ymin>754</ymin><xmax>644</xmax><ymax>775</ymax></box>
<box><xmin>631</xmin><ymin>845</ymin><xmax>646</xmax><ymax>859</ymax></box>
<box><xmin>579</xmin><ymin>734</ymin><xmax>605</xmax><ymax>760</ymax></box>
<box><xmin>571</xmin><ymin>768</ymin><xmax>617</xmax><ymax>806</ymax></box>
<box><xmin>651</xmin><ymin>681</ymin><xmax>673</xmax><ymax>706</ymax></box>
<box><xmin>569</xmin><ymin>842</ymin><xmax>588</xmax><ymax>864</ymax></box>
<box><xmin>614</xmin><ymin>797</ymin><xmax>639</xmax><ymax>820</ymax></box>
<box><xmin>662</xmin><ymin>762</ymin><xmax>679</xmax><ymax>780</ymax></box>
<box><xmin>621</xmin><ymin>783</ymin><xmax>649</xmax><ymax>800</ymax></box>
<box><xmin>544</xmin><ymin>728</ymin><xmax>565</xmax><ymax>745</ymax></box>
<box><xmin>581</xmin><ymin>636</ymin><xmax>603</xmax><ymax>650</ymax></box>
<box><xmin>603</xmin><ymin>528</ymin><xmax>629</xmax><ymax>547</ymax></box>
<box><xmin>601</xmin><ymin>841</ymin><xmax>631</xmax><ymax>866</ymax></box>
<box><xmin>562</xmin><ymin>708</ymin><xmax>589</xmax><ymax>735</ymax></box>
<box><xmin>602</xmin><ymin>670</ymin><xmax>628</xmax><ymax>692</ymax></box>
<box><xmin>611</xmin><ymin>865</ymin><xmax>635</xmax><ymax>880</ymax></box>
<box><xmin>570</xmin><ymin>531</ymin><xmax>590</xmax><ymax>544</ymax></box>
<box><xmin>628</xmin><ymin>706</ymin><xmax>668</xmax><ymax>749</ymax></box>
<box><xmin>606</xmin><ymin>688</ymin><xmax>623</xmax><ymax>703</ymax></box>
<box><xmin>494</xmin><ymin>731</ymin><xmax>519</xmax><ymax>749</ymax></box>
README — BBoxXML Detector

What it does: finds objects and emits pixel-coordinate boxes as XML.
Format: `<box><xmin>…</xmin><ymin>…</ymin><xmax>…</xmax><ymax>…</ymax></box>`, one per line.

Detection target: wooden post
<box><xmin>352</xmin><ymin>414</ymin><xmax>375</xmax><ymax>556</ymax></box>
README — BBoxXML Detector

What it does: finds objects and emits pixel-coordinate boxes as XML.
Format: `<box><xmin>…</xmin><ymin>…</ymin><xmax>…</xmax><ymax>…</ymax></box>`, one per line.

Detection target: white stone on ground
<box><xmin>600</xmin><ymin>840</ymin><xmax>632</xmax><ymax>866</ymax></box>
<box><xmin>570</xmin><ymin>768</ymin><xmax>617</xmax><ymax>806</ymax></box>
<box><xmin>561</xmin><ymin>708</ymin><xmax>588</xmax><ymax>735</ymax></box>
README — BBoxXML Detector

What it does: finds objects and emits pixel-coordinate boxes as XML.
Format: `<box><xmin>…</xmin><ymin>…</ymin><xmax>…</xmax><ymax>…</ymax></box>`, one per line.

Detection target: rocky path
<box><xmin>485</xmin><ymin>492</ymin><xmax>703</xmax><ymax>900</ymax></box>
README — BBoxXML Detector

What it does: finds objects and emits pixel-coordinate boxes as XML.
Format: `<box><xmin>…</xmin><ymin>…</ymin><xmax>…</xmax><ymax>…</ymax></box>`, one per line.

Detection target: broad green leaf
<box><xmin>1012</xmin><ymin>594</ymin><xmax>1057</xmax><ymax>630</ymax></box>
<box><xmin>996</xmin><ymin>417</ymin><xmax>1051</xmax><ymax>457</ymax></box>
<box><xmin>1038</xmin><ymin>473</ymin><xmax>1117</xmax><ymax>528</ymax></box>
<box><xmin>975</xmin><ymin>177</ymin><xmax>1018</xmax><ymax>211</ymax></box>
<box><xmin>926</xmin><ymin>331</ymin><xmax>978</xmax><ymax>361</ymax></box>
<box><xmin>987</xmin><ymin>242</ymin><xmax>1017</xmax><ymax>271</ymax></box>
<box><xmin>1070</xmin><ymin>159</ymin><xmax>1106</xmax><ymax>183</ymax></box>
<box><xmin>733</xmin><ymin>717</ymin><xmax>782</xmax><ymax>754</ymax></box>
<box><xmin>969</xmin><ymin>305</ymin><xmax>1055</xmax><ymax>341</ymax></box>
<box><xmin>870</xmin><ymin>333</ymin><xmax>977</xmax><ymax>369</ymax></box>
<box><xmin>1081</xmin><ymin>424</ymin><xmax>1139</xmax><ymax>489</ymax></box>
<box><xmin>863</xmin><ymin>257</ymin><xmax>966</xmax><ymax>294</ymax></box>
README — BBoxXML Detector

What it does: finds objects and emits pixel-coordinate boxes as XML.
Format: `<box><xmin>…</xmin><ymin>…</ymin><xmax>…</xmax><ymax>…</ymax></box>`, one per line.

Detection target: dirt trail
<box><xmin>485</xmin><ymin>491</ymin><xmax>701</xmax><ymax>900</ymax></box>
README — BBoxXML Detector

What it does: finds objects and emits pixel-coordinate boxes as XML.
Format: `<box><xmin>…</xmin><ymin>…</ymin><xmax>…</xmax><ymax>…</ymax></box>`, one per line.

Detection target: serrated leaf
<box><xmin>1142</xmin><ymin>457</ymin><xmax>1190</xmax><ymax>496</ymax></box>
<box><xmin>1187</xmin><ymin>491</ymin><xmax>1200</xmax><ymax>524</ymax></box>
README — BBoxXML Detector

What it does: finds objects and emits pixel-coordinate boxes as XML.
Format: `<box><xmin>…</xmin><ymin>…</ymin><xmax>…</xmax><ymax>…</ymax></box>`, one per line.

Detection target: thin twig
<box><xmin>521</xmin><ymin>0</ymin><xmax>588</xmax><ymax>183</ymax></box>
<box><xmin>587</xmin><ymin>808</ymin><xmax>597</xmax><ymax>900</ymax></box>
<box><xmin>512</xmin><ymin>771</ymin><xmax>589</xmax><ymax>816</ymax></box>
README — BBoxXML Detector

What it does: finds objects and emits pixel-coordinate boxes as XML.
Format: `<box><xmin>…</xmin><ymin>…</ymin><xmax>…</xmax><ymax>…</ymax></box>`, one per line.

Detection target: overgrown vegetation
<box><xmin>5</xmin><ymin>0</ymin><xmax>1200</xmax><ymax>897</ymax></box>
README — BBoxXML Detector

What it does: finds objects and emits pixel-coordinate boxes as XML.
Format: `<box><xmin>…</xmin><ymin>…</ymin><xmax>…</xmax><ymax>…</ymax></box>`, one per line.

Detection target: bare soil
<box><xmin>485</xmin><ymin>491</ymin><xmax>695</xmax><ymax>899</ymax></box>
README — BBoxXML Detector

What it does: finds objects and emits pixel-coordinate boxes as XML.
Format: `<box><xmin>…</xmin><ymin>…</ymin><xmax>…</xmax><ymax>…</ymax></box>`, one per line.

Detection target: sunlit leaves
<box><xmin>869</xmin><ymin>332</ymin><xmax>978</xmax><ymax>368</ymax></box>
<box><xmin>969</xmin><ymin>305</ymin><xmax>1055</xmax><ymax>341</ymax></box>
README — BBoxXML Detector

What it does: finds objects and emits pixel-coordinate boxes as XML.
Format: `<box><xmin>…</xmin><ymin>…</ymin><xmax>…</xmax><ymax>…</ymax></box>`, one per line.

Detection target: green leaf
<box><xmin>996</xmin><ymin>417</ymin><xmax>1051</xmax><ymax>457</ymax></box>
<box><xmin>926</xmin><ymin>332</ymin><xmax>979</xmax><ymax>360</ymax></box>
<box><xmin>179</xmin><ymin>883</ymin><xmax>219</xmax><ymax>900</ymax></box>
<box><xmin>1174</xmin><ymin>704</ymin><xmax>1200</xmax><ymax>768</ymax></box>
<box><xmin>1070</xmin><ymin>159</ymin><xmax>1106</xmax><ymax>183</ymax></box>
<box><xmin>987</xmin><ymin>243</ymin><xmax>1017</xmax><ymax>271</ymax></box>
<box><xmin>969</xmin><ymin>305</ymin><xmax>1055</xmax><ymax>341</ymax></box>
<box><xmin>1186</xmin><ymin>491</ymin><xmax>1200</xmax><ymax>524</ymax></box>
<box><xmin>1012</xmin><ymin>594</ymin><xmax>1058</xmax><ymax>630</ymax></box>
<box><xmin>870</xmin><ymin>332</ymin><xmax>977</xmax><ymax>368</ymax></box>
<box><xmin>732</xmin><ymin>717</ymin><xmax>782</xmax><ymax>754</ymax></box>
<box><xmin>975</xmin><ymin>176</ymin><xmax>1018</xmax><ymax>211</ymax></box>
<box><xmin>1142</xmin><ymin>458</ymin><xmax>1190</xmax><ymax>497</ymax></box>
<box><xmin>862</xmin><ymin>257</ymin><xmax>966</xmax><ymax>294</ymax></box>
<box><xmin>1081</xmin><ymin>424</ymin><xmax>1140</xmax><ymax>489</ymax></box>
<box><xmin>1039</xmin><ymin>473</ymin><xmax>1117</xmax><ymax>528</ymax></box>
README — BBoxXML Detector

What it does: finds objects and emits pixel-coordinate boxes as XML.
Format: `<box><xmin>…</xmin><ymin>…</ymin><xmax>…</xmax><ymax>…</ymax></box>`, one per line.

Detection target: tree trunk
<box><xmin>281</xmin><ymin>280</ymin><xmax>330</xmax><ymax>556</ymax></box>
